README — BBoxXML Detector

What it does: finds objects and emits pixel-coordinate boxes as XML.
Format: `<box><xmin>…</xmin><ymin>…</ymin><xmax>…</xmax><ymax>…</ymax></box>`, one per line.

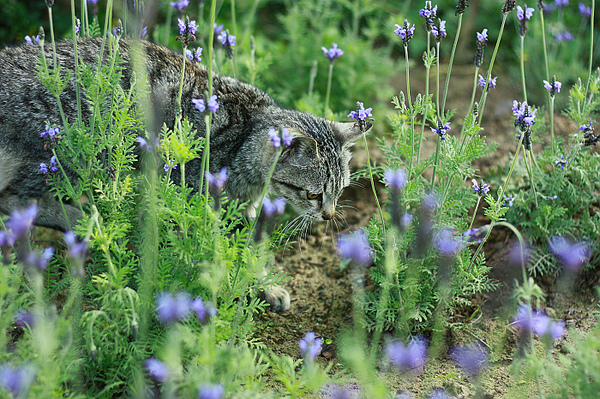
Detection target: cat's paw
<box><xmin>260</xmin><ymin>286</ymin><xmax>290</xmax><ymax>313</ymax></box>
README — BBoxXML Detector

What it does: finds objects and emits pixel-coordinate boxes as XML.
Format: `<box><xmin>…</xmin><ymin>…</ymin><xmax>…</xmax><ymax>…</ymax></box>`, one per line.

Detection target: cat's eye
<box><xmin>307</xmin><ymin>192</ymin><xmax>321</xmax><ymax>200</ymax></box>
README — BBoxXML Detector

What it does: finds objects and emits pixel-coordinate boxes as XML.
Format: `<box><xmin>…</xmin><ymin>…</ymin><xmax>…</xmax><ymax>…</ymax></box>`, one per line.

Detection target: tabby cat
<box><xmin>0</xmin><ymin>37</ymin><xmax>370</xmax><ymax>311</ymax></box>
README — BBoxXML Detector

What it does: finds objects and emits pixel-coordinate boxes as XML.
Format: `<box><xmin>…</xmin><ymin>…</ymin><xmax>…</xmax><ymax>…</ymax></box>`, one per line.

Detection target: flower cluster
<box><xmin>176</xmin><ymin>16</ymin><xmax>198</xmax><ymax>47</ymax></box>
<box><xmin>419</xmin><ymin>1</ymin><xmax>438</xmax><ymax>32</ymax></box>
<box><xmin>170</xmin><ymin>0</ymin><xmax>189</xmax><ymax>11</ymax></box>
<box><xmin>384</xmin><ymin>168</ymin><xmax>408</xmax><ymax>230</ymax></box>
<box><xmin>394</xmin><ymin>20</ymin><xmax>416</xmax><ymax>47</ymax></box>
<box><xmin>24</xmin><ymin>34</ymin><xmax>42</xmax><ymax>45</ymax></box>
<box><xmin>502</xmin><ymin>194</ymin><xmax>514</xmax><ymax>207</ymax></box>
<box><xmin>579</xmin><ymin>121</ymin><xmax>599</xmax><ymax>146</ymax></box>
<box><xmin>434</xmin><ymin>228</ymin><xmax>465</xmax><ymax>256</ymax></box>
<box><xmin>513</xmin><ymin>303</ymin><xmax>565</xmax><ymax>341</ymax></box>
<box><xmin>555</xmin><ymin>31</ymin><xmax>573</xmax><ymax>42</ymax></box>
<box><xmin>206</xmin><ymin>167</ymin><xmax>228</xmax><ymax>195</ymax></box>
<box><xmin>554</xmin><ymin>154</ymin><xmax>567</xmax><ymax>169</ymax></box>
<box><xmin>156</xmin><ymin>291</ymin><xmax>217</xmax><ymax>324</ymax></box>
<box><xmin>267</xmin><ymin>127</ymin><xmax>292</xmax><ymax>149</ymax></box>
<box><xmin>136</xmin><ymin>135</ymin><xmax>160</xmax><ymax>153</ymax></box>
<box><xmin>163</xmin><ymin>162</ymin><xmax>178</xmax><ymax>172</ymax></box>
<box><xmin>431</xmin><ymin>19</ymin><xmax>447</xmax><ymax>42</ymax></box>
<box><xmin>431</xmin><ymin>120</ymin><xmax>451</xmax><ymax>140</ymax></box>
<box><xmin>40</xmin><ymin>124</ymin><xmax>61</xmax><ymax>148</ymax></box>
<box><xmin>472</xmin><ymin>179</ymin><xmax>490</xmax><ymax>196</ymax></box>
<box><xmin>337</xmin><ymin>230</ymin><xmax>373</xmax><ymax>267</ymax></box>
<box><xmin>192</xmin><ymin>94</ymin><xmax>219</xmax><ymax>114</ymax></box>
<box><xmin>347</xmin><ymin>101</ymin><xmax>374</xmax><ymax>133</ymax></box>
<box><xmin>473</xmin><ymin>29</ymin><xmax>488</xmax><ymax>67</ymax></box>
<box><xmin>502</xmin><ymin>0</ymin><xmax>516</xmax><ymax>13</ymax></box>
<box><xmin>321</xmin><ymin>43</ymin><xmax>344</xmax><ymax>63</ymax></box>
<box><xmin>512</xmin><ymin>100</ymin><xmax>536</xmax><ymax>150</ymax></box>
<box><xmin>0</xmin><ymin>363</ymin><xmax>36</xmax><ymax>397</ymax></box>
<box><xmin>198</xmin><ymin>384</ymin><xmax>225</xmax><ymax>399</ymax></box>
<box><xmin>384</xmin><ymin>168</ymin><xmax>407</xmax><ymax>191</ymax></box>
<box><xmin>262</xmin><ymin>197</ymin><xmax>286</xmax><ymax>218</ymax></box>
<box><xmin>185</xmin><ymin>47</ymin><xmax>202</xmax><ymax>62</ymax></box>
<box><xmin>145</xmin><ymin>358</ymin><xmax>168</xmax><ymax>382</ymax></box>
<box><xmin>463</xmin><ymin>225</ymin><xmax>490</xmax><ymax>244</ymax></box>
<box><xmin>385</xmin><ymin>336</ymin><xmax>427</xmax><ymax>370</ymax></box>
<box><xmin>548</xmin><ymin>236</ymin><xmax>591</xmax><ymax>271</ymax></box>
<box><xmin>477</xmin><ymin>74</ymin><xmax>497</xmax><ymax>89</ymax></box>
<box><xmin>456</xmin><ymin>0</ymin><xmax>469</xmax><ymax>15</ymax></box>
<box><xmin>299</xmin><ymin>332</ymin><xmax>322</xmax><ymax>360</ymax></box>
<box><xmin>517</xmin><ymin>5</ymin><xmax>535</xmax><ymax>36</ymax></box>
<box><xmin>39</xmin><ymin>155</ymin><xmax>59</xmax><ymax>175</ymax></box>
<box><xmin>579</xmin><ymin>2</ymin><xmax>592</xmax><ymax>17</ymax></box>
<box><xmin>218</xmin><ymin>29</ymin><xmax>236</xmax><ymax>59</ymax></box>
<box><xmin>543</xmin><ymin>75</ymin><xmax>562</xmax><ymax>97</ymax></box>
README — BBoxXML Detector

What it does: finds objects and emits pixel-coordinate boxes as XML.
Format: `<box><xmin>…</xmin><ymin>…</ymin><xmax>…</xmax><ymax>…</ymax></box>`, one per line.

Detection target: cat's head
<box><xmin>268</xmin><ymin>118</ymin><xmax>370</xmax><ymax>223</ymax></box>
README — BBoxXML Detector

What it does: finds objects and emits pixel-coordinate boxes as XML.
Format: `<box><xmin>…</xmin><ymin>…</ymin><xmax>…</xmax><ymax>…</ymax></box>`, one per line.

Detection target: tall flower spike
<box><xmin>543</xmin><ymin>75</ymin><xmax>561</xmax><ymax>97</ymax></box>
<box><xmin>347</xmin><ymin>101</ymin><xmax>373</xmax><ymax>133</ymax></box>
<box><xmin>176</xmin><ymin>16</ymin><xmax>198</xmax><ymax>47</ymax></box>
<box><xmin>419</xmin><ymin>1</ymin><xmax>438</xmax><ymax>32</ymax></box>
<box><xmin>516</xmin><ymin>5</ymin><xmax>535</xmax><ymax>36</ymax></box>
<box><xmin>473</xmin><ymin>29</ymin><xmax>488</xmax><ymax>67</ymax></box>
<box><xmin>218</xmin><ymin>29</ymin><xmax>236</xmax><ymax>59</ymax></box>
<box><xmin>394</xmin><ymin>20</ymin><xmax>415</xmax><ymax>47</ymax></box>
<box><xmin>456</xmin><ymin>0</ymin><xmax>469</xmax><ymax>15</ymax></box>
<box><xmin>337</xmin><ymin>230</ymin><xmax>373</xmax><ymax>267</ymax></box>
<box><xmin>431</xmin><ymin>19</ymin><xmax>447</xmax><ymax>41</ymax></box>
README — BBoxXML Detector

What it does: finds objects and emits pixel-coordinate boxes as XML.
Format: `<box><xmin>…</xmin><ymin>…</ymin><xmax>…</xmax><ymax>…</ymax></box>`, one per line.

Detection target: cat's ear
<box><xmin>330</xmin><ymin>121</ymin><xmax>372</xmax><ymax>145</ymax></box>
<box><xmin>280</xmin><ymin>129</ymin><xmax>320</xmax><ymax>166</ymax></box>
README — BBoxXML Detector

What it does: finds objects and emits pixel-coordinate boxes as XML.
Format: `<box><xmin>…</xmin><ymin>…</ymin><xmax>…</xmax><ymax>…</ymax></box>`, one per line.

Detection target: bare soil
<box><xmin>254</xmin><ymin>65</ymin><xmax>599</xmax><ymax>398</ymax></box>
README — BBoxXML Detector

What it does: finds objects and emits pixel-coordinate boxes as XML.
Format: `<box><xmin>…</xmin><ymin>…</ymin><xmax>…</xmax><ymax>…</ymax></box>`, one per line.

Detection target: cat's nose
<box><xmin>322</xmin><ymin>207</ymin><xmax>335</xmax><ymax>220</ymax></box>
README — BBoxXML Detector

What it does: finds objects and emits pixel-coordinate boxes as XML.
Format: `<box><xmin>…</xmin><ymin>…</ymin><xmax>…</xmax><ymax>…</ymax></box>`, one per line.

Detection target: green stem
<box><xmin>324</xmin><ymin>62</ymin><xmax>334</xmax><ymax>117</ymax></box>
<box><xmin>539</xmin><ymin>9</ymin><xmax>550</xmax><ymax>82</ymax></box>
<box><xmin>441</xmin><ymin>14</ymin><xmax>462</xmax><ymax>113</ymax></box>
<box><xmin>549</xmin><ymin>96</ymin><xmax>555</xmax><ymax>155</ymax></box>
<box><xmin>435</xmin><ymin>42</ymin><xmax>441</xmax><ymax>120</ymax></box>
<box><xmin>417</xmin><ymin>33</ymin><xmax>431</xmax><ymax>165</ymax></box>
<box><xmin>430</xmin><ymin>135</ymin><xmax>441</xmax><ymax>190</ymax></box>
<box><xmin>584</xmin><ymin>0</ymin><xmax>595</xmax><ymax>99</ymax></box>
<box><xmin>468</xmin><ymin>197</ymin><xmax>482</xmax><ymax>230</ymax></box>
<box><xmin>363</xmin><ymin>134</ymin><xmax>385</xmax><ymax>228</ymax></box>
<box><xmin>520</xmin><ymin>35</ymin><xmax>527</xmax><ymax>103</ymax></box>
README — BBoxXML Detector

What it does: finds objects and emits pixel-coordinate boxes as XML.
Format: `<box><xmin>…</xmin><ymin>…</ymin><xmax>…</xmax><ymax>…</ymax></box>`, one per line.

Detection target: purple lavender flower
<box><xmin>337</xmin><ymin>230</ymin><xmax>373</xmax><ymax>267</ymax></box>
<box><xmin>579</xmin><ymin>3</ymin><xmax>592</xmax><ymax>17</ymax></box>
<box><xmin>321</xmin><ymin>43</ymin><xmax>344</xmax><ymax>63</ymax></box>
<box><xmin>476</xmin><ymin>29</ymin><xmax>488</xmax><ymax>43</ymax></box>
<box><xmin>191</xmin><ymin>297</ymin><xmax>217</xmax><ymax>322</ymax></box>
<box><xmin>473</xmin><ymin>29</ymin><xmax>488</xmax><ymax>67</ymax></box>
<box><xmin>268</xmin><ymin>128</ymin><xmax>281</xmax><ymax>148</ymax></box>
<box><xmin>554</xmin><ymin>154</ymin><xmax>567</xmax><ymax>169</ymax></box>
<box><xmin>543</xmin><ymin>76</ymin><xmax>562</xmax><ymax>97</ymax></box>
<box><xmin>281</xmin><ymin>127</ymin><xmax>293</xmax><ymax>147</ymax></box>
<box><xmin>431</xmin><ymin>121</ymin><xmax>451</xmax><ymax>140</ymax></box>
<box><xmin>25</xmin><ymin>247</ymin><xmax>54</xmax><ymax>270</ymax></box>
<box><xmin>136</xmin><ymin>136</ymin><xmax>159</xmax><ymax>152</ymax></box>
<box><xmin>0</xmin><ymin>231</ymin><xmax>15</xmax><ymax>249</ymax></box>
<box><xmin>394</xmin><ymin>20</ymin><xmax>416</xmax><ymax>47</ymax></box>
<box><xmin>156</xmin><ymin>292</ymin><xmax>191</xmax><ymax>324</ymax></box>
<box><xmin>502</xmin><ymin>194</ymin><xmax>515</xmax><ymax>207</ymax></box>
<box><xmin>384</xmin><ymin>169</ymin><xmax>407</xmax><ymax>190</ymax></box>
<box><xmin>579</xmin><ymin>121</ymin><xmax>594</xmax><ymax>135</ymax></box>
<box><xmin>192</xmin><ymin>95</ymin><xmax>219</xmax><ymax>114</ymax></box>
<box><xmin>477</xmin><ymin>74</ymin><xmax>497</xmax><ymax>89</ymax></box>
<box><xmin>431</xmin><ymin>19</ymin><xmax>447</xmax><ymax>41</ymax></box>
<box><xmin>0</xmin><ymin>364</ymin><xmax>35</xmax><ymax>398</ymax></box>
<box><xmin>170</xmin><ymin>0</ymin><xmax>189</xmax><ymax>11</ymax></box>
<box><xmin>217</xmin><ymin>29</ymin><xmax>236</xmax><ymax>58</ymax></box>
<box><xmin>299</xmin><ymin>332</ymin><xmax>322</xmax><ymax>359</ymax></box>
<box><xmin>502</xmin><ymin>0</ymin><xmax>516</xmax><ymax>13</ymax></box>
<box><xmin>472</xmin><ymin>179</ymin><xmax>490</xmax><ymax>195</ymax></box>
<box><xmin>163</xmin><ymin>163</ymin><xmax>178</xmax><ymax>172</ymax></box>
<box><xmin>186</xmin><ymin>47</ymin><xmax>203</xmax><ymax>62</ymax></box>
<box><xmin>213</xmin><ymin>23</ymin><xmax>224</xmax><ymax>36</ymax></box>
<box><xmin>206</xmin><ymin>167</ymin><xmax>228</xmax><ymax>194</ymax></box>
<box><xmin>24</xmin><ymin>35</ymin><xmax>41</xmax><ymax>45</ymax></box>
<box><xmin>177</xmin><ymin>17</ymin><xmax>198</xmax><ymax>46</ymax></box>
<box><xmin>207</xmin><ymin>95</ymin><xmax>219</xmax><ymax>113</ymax></box>
<box><xmin>321</xmin><ymin>383</ymin><xmax>362</xmax><ymax>399</ymax></box>
<box><xmin>419</xmin><ymin>1</ymin><xmax>438</xmax><ymax>31</ymax></box>
<box><xmin>548</xmin><ymin>236</ymin><xmax>591</xmax><ymax>271</ymax></box>
<box><xmin>348</xmin><ymin>101</ymin><xmax>374</xmax><ymax>133</ymax></box>
<box><xmin>456</xmin><ymin>0</ymin><xmax>469</xmax><ymax>15</ymax></box>
<box><xmin>198</xmin><ymin>384</ymin><xmax>225</xmax><ymax>399</ymax></box>
<box><xmin>555</xmin><ymin>0</ymin><xmax>569</xmax><ymax>7</ymax></box>
<box><xmin>87</xmin><ymin>0</ymin><xmax>99</xmax><ymax>4</ymax></box>
<box><xmin>429</xmin><ymin>389</ymin><xmax>456</xmax><ymax>399</ymax></box>
<box><xmin>512</xmin><ymin>100</ymin><xmax>537</xmax><ymax>128</ymax></box>
<box><xmin>463</xmin><ymin>225</ymin><xmax>489</xmax><ymax>244</ymax></box>
<box><xmin>513</xmin><ymin>304</ymin><xmax>566</xmax><ymax>340</ymax></box>
<box><xmin>64</xmin><ymin>231</ymin><xmax>88</xmax><ymax>260</ymax></box>
<box><xmin>49</xmin><ymin>156</ymin><xmax>59</xmax><ymax>173</ymax></box>
<box><xmin>385</xmin><ymin>336</ymin><xmax>427</xmax><ymax>370</ymax></box>
<box><xmin>14</xmin><ymin>310</ymin><xmax>38</xmax><ymax>328</ymax></box>
<box><xmin>517</xmin><ymin>5</ymin><xmax>535</xmax><ymax>35</ymax></box>
<box><xmin>262</xmin><ymin>197</ymin><xmax>287</xmax><ymax>217</ymax></box>
<box><xmin>508</xmin><ymin>242</ymin><xmax>530</xmax><ymax>265</ymax></box>
<box><xmin>145</xmin><ymin>358</ymin><xmax>169</xmax><ymax>381</ymax></box>
<box><xmin>555</xmin><ymin>31</ymin><xmax>574</xmax><ymax>42</ymax></box>
<box><xmin>434</xmin><ymin>228</ymin><xmax>465</xmax><ymax>256</ymax></box>
<box><xmin>39</xmin><ymin>163</ymin><xmax>49</xmax><ymax>174</ymax></box>
<box><xmin>6</xmin><ymin>205</ymin><xmax>37</xmax><ymax>239</ymax></box>
<box><xmin>450</xmin><ymin>342</ymin><xmax>488</xmax><ymax>376</ymax></box>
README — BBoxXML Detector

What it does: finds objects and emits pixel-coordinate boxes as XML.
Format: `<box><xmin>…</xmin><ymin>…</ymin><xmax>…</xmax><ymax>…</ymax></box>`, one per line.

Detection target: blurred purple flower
<box><xmin>156</xmin><ymin>291</ymin><xmax>191</xmax><ymax>324</ymax></box>
<box><xmin>136</xmin><ymin>135</ymin><xmax>159</xmax><ymax>152</ymax></box>
<box><xmin>64</xmin><ymin>231</ymin><xmax>88</xmax><ymax>260</ymax></box>
<box><xmin>24</xmin><ymin>35</ymin><xmax>41</xmax><ymax>45</ymax></box>
<box><xmin>517</xmin><ymin>5</ymin><xmax>535</xmax><ymax>20</ymax></box>
<box><xmin>6</xmin><ymin>205</ymin><xmax>37</xmax><ymax>239</ymax></box>
<box><xmin>450</xmin><ymin>342</ymin><xmax>488</xmax><ymax>376</ymax></box>
<box><xmin>508</xmin><ymin>242</ymin><xmax>530</xmax><ymax>265</ymax></box>
<box><xmin>555</xmin><ymin>31</ymin><xmax>573</xmax><ymax>41</ymax></box>
<box><xmin>435</xmin><ymin>228</ymin><xmax>465</xmax><ymax>256</ymax></box>
<box><xmin>191</xmin><ymin>297</ymin><xmax>217</xmax><ymax>322</ymax></box>
<box><xmin>25</xmin><ymin>247</ymin><xmax>54</xmax><ymax>270</ymax></box>
<box><xmin>384</xmin><ymin>169</ymin><xmax>407</xmax><ymax>190</ymax></box>
<box><xmin>548</xmin><ymin>236</ymin><xmax>591</xmax><ymax>271</ymax></box>
<box><xmin>431</xmin><ymin>121</ymin><xmax>451</xmax><ymax>140</ymax></box>
<box><xmin>321</xmin><ymin>383</ymin><xmax>362</xmax><ymax>399</ymax></box>
<box><xmin>262</xmin><ymin>197</ymin><xmax>286</xmax><ymax>218</ymax></box>
<box><xmin>192</xmin><ymin>95</ymin><xmax>219</xmax><ymax>114</ymax></box>
<box><xmin>579</xmin><ymin>3</ymin><xmax>592</xmax><ymax>17</ymax></box>
<box><xmin>198</xmin><ymin>384</ymin><xmax>225</xmax><ymax>399</ymax></box>
<box><xmin>206</xmin><ymin>167</ymin><xmax>228</xmax><ymax>193</ymax></box>
<box><xmin>14</xmin><ymin>310</ymin><xmax>38</xmax><ymax>328</ymax></box>
<box><xmin>513</xmin><ymin>304</ymin><xmax>566</xmax><ymax>340</ymax></box>
<box><xmin>299</xmin><ymin>331</ymin><xmax>322</xmax><ymax>359</ymax></box>
<box><xmin>321</xmin><ymin>43</ymin><xmax>344</xmax><ymax>63</ymax></box>
<box><xmin>0</xmin><ymin>364</ymin><xmax>35</xmax><ymax>398</ymax></box>
<box><xmin>145</xmin><ymin>358</ymin><xmax>168</xmax><ymax>381</ymax></box>
<box><xmin>555</xmin><ymin>0</ymin><xmax>569</xmax><ymax>7</ymax></box>
<box><xmin>170</xmin><ymin>0</ymin><xmax>189</xmax><ymax>10</ymax></box>
<box><xmin>163</xmin><ymin>163</ymin><xmax>178</xmax><ymax>172</ymax></box>
<box><xmin>429</xmin><ymin>389</ymin><xmax>456</xmax><ymax>399</ymax></box>
<box><xmin>281</xmin><ymin>127</ymin><xmax>293</xmax><ymax>147</ymax></box>
<box><xmin>502</xmin><ymin>194</ymin><xmax>514</xmax><ymax>207</ymax></box>
<box><xmin>463</xmin><ymin>225</ymin><xmax>489</xmax><ymax>244</ymax></box>
<box><xmin>385</xmin><ymin>336</ymin><xmax>427</xmax><ymax>370</ymax></box>
<box><xmin>337</xmin><ymin>230</ymin><xmax>373</xmax><ymax>267</ymax></box>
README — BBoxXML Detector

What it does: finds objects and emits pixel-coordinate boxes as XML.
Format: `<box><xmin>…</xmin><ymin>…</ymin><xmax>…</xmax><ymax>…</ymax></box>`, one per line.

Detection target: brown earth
<box><xmin>255</xmin><ymin>64</ymin><xmax>599</xmax><ymax>398</ymax></box>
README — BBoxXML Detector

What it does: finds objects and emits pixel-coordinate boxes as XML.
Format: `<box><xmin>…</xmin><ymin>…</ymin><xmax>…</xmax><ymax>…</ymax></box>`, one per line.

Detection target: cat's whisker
<box><xmin>349</xmin><ymin>179</ymin><xmax>365</xmax><ymax>189</ymax></box>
